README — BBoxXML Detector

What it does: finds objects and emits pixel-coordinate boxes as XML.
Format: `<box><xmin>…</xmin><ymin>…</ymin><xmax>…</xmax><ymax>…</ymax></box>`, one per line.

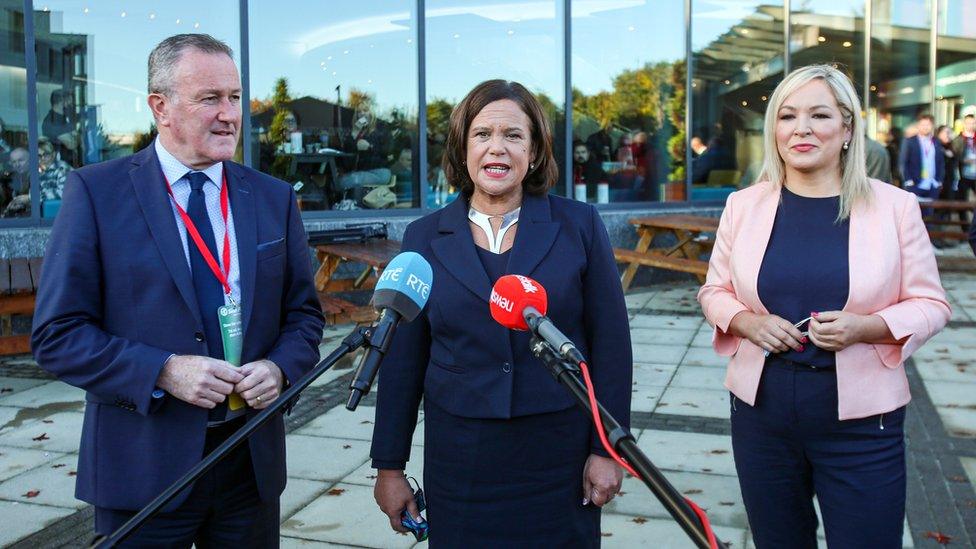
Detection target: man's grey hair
<box><xmin>148</xmin><ymin>34</ymin><xmax>234</xmax><ymax>96</ymax></box>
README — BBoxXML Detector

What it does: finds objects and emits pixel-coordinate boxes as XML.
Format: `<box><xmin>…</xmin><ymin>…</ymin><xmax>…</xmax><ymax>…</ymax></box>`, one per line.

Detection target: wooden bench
<box><xmin>613</xmin><ymin>248</ymin><xmax>709</xmax><ymax>277</ymax></box>
<box><xmin>616</xmin><ymin>215</ymin><xmax>717</xmax><ymax>289</ymax></box>
<box><xmin>314</xmin><ymin>239</ymin><xmax>401</xmax><ymax>324</ymax></box>
<box><xmin>0</xmin><ymin>258</ymin><xmax>42</xmax><ymax>355</ymax></box>
<box><xmin>920</xmin><ymin>200</ymin><xmax>975</xmax><ymax>241</ymax></box>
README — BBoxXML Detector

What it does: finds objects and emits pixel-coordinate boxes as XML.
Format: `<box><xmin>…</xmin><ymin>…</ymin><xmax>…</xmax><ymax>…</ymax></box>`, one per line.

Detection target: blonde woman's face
<box><xmin>775</xmin><ymin>79</ymin><xmax>851</xmax><ymax>176</ymax></box>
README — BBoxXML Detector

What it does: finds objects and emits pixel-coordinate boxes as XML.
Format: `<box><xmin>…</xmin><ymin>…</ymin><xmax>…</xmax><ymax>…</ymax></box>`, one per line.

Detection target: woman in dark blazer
<box><xmin>369</xmin><ymin>80</ymin><xmax>633</xmax><ymax>547</ymax></box>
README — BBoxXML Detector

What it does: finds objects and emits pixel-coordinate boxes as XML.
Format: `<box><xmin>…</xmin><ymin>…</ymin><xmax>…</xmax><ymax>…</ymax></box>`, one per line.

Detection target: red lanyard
<box><xmin>163</xmin><ymin>171</ymin><xmax>233</xmax><ymax>297</ymax></box>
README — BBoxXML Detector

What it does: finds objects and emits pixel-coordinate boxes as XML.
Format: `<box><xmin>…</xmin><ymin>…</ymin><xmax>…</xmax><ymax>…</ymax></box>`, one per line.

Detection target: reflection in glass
<box><xmin>570</xmin><ymin>1</ymin><xmax>685</xmax><ymax>204</ymax></box>
<box><xmin>426</xmin><ymin>0</ymin><xmax>564</xmax><ymax>207</ymax></box>
<box><xmin>936</xmin><ymin>0</ymin><xmax>976</xmax><ymax>130</ymax></box>
<box><xmin>249</xmin><ymin>1</ymin><xmax>419</xmax><ymax>212</ymax></box>
<box><xmin>0</xmin><ymin>0</ymin><xmax>31</xmax><ymax>218</ymax></box>
<box><xmin>789</xmin><ymin>1</ymin><xmax>865</xmax><ymax>96</ymax></box>
<box><xmin>692</xmin><ymin>1</ymin><xmax>784</xmax><ymax>199</ymax></box>
<box><xmin>32</xmin><ymin>1</ymin><xmax>239</xmax><ymax>218</ymax></box>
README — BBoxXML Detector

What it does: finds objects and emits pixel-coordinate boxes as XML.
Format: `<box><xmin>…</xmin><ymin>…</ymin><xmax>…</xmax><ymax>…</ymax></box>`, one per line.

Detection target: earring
<box><xmin>461</xmin><ymin>160</ymin><xmax>466</xmax><ymax>165</ymax></box>
<box><xmin>529</xmin><ymin>162</ymin><xmax>535</xmax><ymax>171</ymax></box>
<box><xmin>842</xmin><ymin>141</ymin><xmax>849</xmax><ymax>150</ymax></box>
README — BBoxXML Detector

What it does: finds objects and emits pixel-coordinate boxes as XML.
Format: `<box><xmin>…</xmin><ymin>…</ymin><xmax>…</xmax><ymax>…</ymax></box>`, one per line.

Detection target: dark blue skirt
<box><xmin>423</xmin><ymin>399</ymin><xmax>601</xmax><ymax>548</ymax></box>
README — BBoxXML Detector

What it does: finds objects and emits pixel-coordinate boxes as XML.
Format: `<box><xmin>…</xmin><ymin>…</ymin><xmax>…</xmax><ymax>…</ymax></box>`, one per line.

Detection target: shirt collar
<box><xmin>154</xmin><ymin>137</ymin><xmax>224</xmax><ymax>188</ymax></box>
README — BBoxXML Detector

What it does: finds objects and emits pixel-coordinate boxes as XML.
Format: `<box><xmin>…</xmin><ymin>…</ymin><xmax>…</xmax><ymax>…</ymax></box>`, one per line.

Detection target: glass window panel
<box><xmin>249</xmin><ymin>1</ymin><xmax>419</xmax><ymax>213</ymax></box>
<box><xmin>31</xmin><ymin>2</ymin><xmax>239</xmax><ymax>220</ymax></box>
<box><xmin>868</xmin><ymin>0</ymin><xmax>931</xmax><ymax>187</ymax></box>
<box><xmin>426</xmin><ymin>0</ymin><xmax>565</xmax><ymax>208</ymax></box>
<box><xmin>691</xmin><ymin>1</ymin><xmax>784</xmax><ymax>200</ymax></box>
<box><xmin>790</xmin><ymin>1</ymin><xmax>866</xmax><ymax>97</ymax></box>
<box><xmin>570</xmin><ymin>1</ymin><xmax>685</xmax><ymax>204</ymax></box>
<box><xmin>935</xmin><ymin>0</ymin><xmax>976</xmax><ymax>148</ymax></box>
<box><xmin>0</xmin><ymin>0</ymin><xmax>30</xmax><ymax>219</ymax></box>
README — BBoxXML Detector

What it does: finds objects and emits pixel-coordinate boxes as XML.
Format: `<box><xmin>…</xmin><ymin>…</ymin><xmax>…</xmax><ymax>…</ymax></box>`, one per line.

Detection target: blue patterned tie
<box><xmin>185</xmin><ymin>171</ymin><xmax>227</xmax><ymax>422</ymax></box>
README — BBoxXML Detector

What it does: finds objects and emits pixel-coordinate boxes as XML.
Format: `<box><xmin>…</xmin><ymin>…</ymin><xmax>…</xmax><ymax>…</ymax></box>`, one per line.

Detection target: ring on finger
<box><xmin>256</xmin><ymin>395</ymin><xmax>262</xmax><ymax>403</ymax></box>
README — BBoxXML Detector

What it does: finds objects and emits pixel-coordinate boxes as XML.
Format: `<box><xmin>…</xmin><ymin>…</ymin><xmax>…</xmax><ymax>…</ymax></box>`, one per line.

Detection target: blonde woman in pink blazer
<box><xmin>698</xmin><ymin>65</ymin><xmax>950</xmax><ymax>549</ymax></box>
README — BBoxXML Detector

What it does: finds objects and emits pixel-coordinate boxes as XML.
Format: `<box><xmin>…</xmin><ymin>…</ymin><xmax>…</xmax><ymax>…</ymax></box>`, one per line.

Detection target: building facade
<box><xmin>0</xmin><ymin>0</ymin><xmax>973</xmax><ymax>250</ymax></box>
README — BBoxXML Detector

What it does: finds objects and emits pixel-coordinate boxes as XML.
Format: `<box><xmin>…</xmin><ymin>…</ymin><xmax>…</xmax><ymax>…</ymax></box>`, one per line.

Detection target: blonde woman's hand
<box><xmin>729</xmin><ymin>311</ymin><xmax>805</xmax><ymax>354</ymax></box>
<box><xmin>808</xmin><ymin>311</ymin><xmax>887</xmax><ymax>351</ymax></box>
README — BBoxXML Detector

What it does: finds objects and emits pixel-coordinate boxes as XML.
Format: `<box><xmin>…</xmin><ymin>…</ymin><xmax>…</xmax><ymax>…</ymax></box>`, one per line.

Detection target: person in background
<box><xmin>951</xmin><ymin>114</ymin><xmax>976</xmax><ymax>213</ymax></box>
<box><xmin>42</xmin><ymin>89</ymin><xmax>79</xmax><ymax>166</ymax></box>
<box><xmin>371</xmin><ymin>79</ymin><xmax>632</xmax><ymax>547</ymax></box>
<box><xmin>0</xmin><ymin>117</ymin><xmax>12</xmax><ymax>165</ymax></box>
<box><xmin>937</xmin><ymin>125</ymin><xmax>958</xmax><ymax>202</ymax></box>
<box><xmin>885</xmin><ymin>127</ymin><xmax>903</xmax><ymax>186</ymax></box>
<box><xmin>899</xmin><ymin>114</ymin><xmax>943</xmax><ymax>218</ymax></box>
<box><xmin>572</xmin><ymin>139</ymin><xmax>606</xmax><ymax>190</ymax></box>
<box><xmin>691</xmin><ymin>135</ymin><xmax>708</xmax><ymax>157</ymax></box>
<box><xmin>865</xmin><ymin>132</ymin><xmax>893</xmax><ymax>184</ymax></box>
<box><xmin>38</xmin><ymin>138</ymin><xmax>71</xmax><ymax>202</ymax></box>
<box><xmin>698</xmin><ymin>64</ymin><xmax>950</xmax><ymax>548</ymax></box>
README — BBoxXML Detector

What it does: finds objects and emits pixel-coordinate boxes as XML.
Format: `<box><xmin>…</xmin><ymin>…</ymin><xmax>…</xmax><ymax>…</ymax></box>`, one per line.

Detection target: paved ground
<box><xmin>1</xmin><ymin>248</ymin><xmax>974</xmax><ymax>548</ymax></box>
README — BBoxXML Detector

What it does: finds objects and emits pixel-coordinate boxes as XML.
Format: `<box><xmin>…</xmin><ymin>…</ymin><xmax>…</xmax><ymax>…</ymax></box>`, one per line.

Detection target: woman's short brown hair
<box><xmin>443</xmin><ymin>80</ymin><xmax>558</xmax><ymax>197</ymax></box>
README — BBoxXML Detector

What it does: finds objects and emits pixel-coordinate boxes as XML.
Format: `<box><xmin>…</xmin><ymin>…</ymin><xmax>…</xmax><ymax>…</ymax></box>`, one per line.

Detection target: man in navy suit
<box><xmin>31</xmin><ymin>34</ymin><xmax>324</xmax><ymax>547</ymax></box>
<box><xmin>899</xmin><ymin>113</ymin><xmax>944</xmax><ymax>201</ymax></box>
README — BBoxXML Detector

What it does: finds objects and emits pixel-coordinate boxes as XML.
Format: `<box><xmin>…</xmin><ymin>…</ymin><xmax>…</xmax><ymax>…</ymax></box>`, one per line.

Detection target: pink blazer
<box><xmin>697</xmin><ymin>179</ymin><xmax>951</xmax><ymax>420</ymax></box>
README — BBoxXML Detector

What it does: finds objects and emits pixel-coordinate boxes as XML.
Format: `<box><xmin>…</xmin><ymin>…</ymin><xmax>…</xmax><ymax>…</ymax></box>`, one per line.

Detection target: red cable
<box><xmin>578</xmin><ymin>360</ymin><xmax>718</xmax><ymax>549</ymax></box>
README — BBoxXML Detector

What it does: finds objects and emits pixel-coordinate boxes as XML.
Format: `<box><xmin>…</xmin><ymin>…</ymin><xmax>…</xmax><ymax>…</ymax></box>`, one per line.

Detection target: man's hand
<box><xmin>156</xmin><ymin>355</ymin><xmax>244</xmax><ymax>409</ymax></box>
<box><xmin>234</xmin><ymin>359</ymin><xmax>284</xmax><ymax>409</ymax></box>
<box><xmin>582</xmin><ymin>454</ymin><xmax>623</xmax><ymax>507</ymax></box>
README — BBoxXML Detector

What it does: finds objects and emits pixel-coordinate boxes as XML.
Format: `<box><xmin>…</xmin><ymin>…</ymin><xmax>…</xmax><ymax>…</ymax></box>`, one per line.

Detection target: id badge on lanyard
<box><xmin>921</xmin><ymin>139</ymin><xmax>933</xmax><ymax>180</ymax></box>
<box><xmin>165</xmin><ymin>171</ymin><xmax>247</xmax><ymax>410</ymax></box>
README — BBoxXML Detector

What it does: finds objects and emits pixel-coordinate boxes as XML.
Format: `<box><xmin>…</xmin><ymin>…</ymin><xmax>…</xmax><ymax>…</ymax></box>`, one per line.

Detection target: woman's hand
<box><xmin>582</xmin><ymin>454</ymin><xmax>623</xmax><ymax>507</ymax></box>
<box><xmin>373</xmin><ymin>469</ymin><xmax>422</xmax><ymax>533</ymax></box>
<box><xmin>729</xmin><ymin>311</ymin><xmax>805</xmax><ymax>354</ymax></box>
<box><xmin>807</xmin><ymin>311</ymin><xmax>892</xmax><ymax>351</ymax></box>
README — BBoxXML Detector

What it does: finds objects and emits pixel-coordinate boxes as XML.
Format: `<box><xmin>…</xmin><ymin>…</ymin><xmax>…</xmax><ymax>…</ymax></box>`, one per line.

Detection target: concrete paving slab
<box><xmin>282</xmin><ymin>477</ymin><xmax>331</xmax><ymax>521</ymax></box>
<box><xmin>935</xmin><ymin>406</ymin><xmax>976</xmax><ymax>438</ymax></box>
<box><xmin>625</xmin><ymin>291</ymin><xmax>655</xmax><ymax>310</ymax></box>
<box><xmin>600</xmin><ymin>513</ymin><xmax>747</xmax><ymax>549</ymax></box>
<box><xmin>633</xmin><ymin>363</ymin><xmax>677</xmax><ymax>388</ymax></box>
<box><xmin>631</xmin><ymin>328</ymin><xmax>697</xmax><ymax>347</ymax></box>
<box><xmin>910</xmin><ymin>357</ymin><xmax>975</xmax><ymax>384</ymax></box>
<box><xmin>657</xmin><ymin>388</ymin><xmax>729</xmax><ymax>419</ymax></box>
<box><xmin>344</xmin><ymin>449</ymin><xmax>425</xmax><ymax>488</ymax></box>
<box><xmin>0</xmin><ymin>499</ymin><xmax>77</xmax><ymax>546</ymax></box>
<box><xmin>645</xmin><ymin>294</ymin><xmax>702</xmax><ymax>314</ymax></box>
<box><xmin>281</xmin><ymin>483</ymin><xmax>415</xmax><ymax>548</ymax></box>
<box><xmin>631</xmin><ymin>388</ymin><xmax>665</xmax><ymax>413</ymax></box>
<box><xmin>0</xmin><ymin>381</ymin><xmax>85</xmax><ymax>409</ymax></box>
<box><xmin>670</xmin><ymin>366</ymin><xmax>727</xmax><ymax>392</ymax></box>
<box><xmin>630</xmin><ymin>315</ymin><xmax>703</xmax><ymax>331</ymax></box>
<box><xmin>281</xmin><ymin>537</ymin><xmax>367</xmax><ymax>548</ymax></box>
<box><xmin>960</xmin><ymin>456</ymin><xmax>976</xmax><ymax>488</ymax></box>
<box><xmin>0</xmin><ymin>412</ymin><xmax>85</xmax><ymax>453</ymax></box>
<box><xmin>286</xmin><ymin>435</ymin><xmax>371</xmax><ymax>482</ymax></box>
<box><xmin>636</xmin><ymin>431</ymin><xmax>736</xmax><ymax>477</ymax></box>
<box><xmin>0</xmin><ymin>455</ymin><xmax>83</xmax><ymax>509</ymax></box>
<box><xmin>680</xmin><ymin>348</ymin><xmax>729</xmax><ymax>368</ymax></box>
<box><xmin>632</xmin><ymin>344</ymin><xmax>686</xmax><ymax>365</ymax></box>
<box><xmin>690</xmin><ymin>331</ymin><xmax>713</xmax><ymax>348</ymax></box>
<box><xmin>0</xmin><ymin>377</ymin><xmax>48</xmax><ymax>398</ymax></box>
<box><xmin>605</xmin><ymin>470</ymin><xmax>748</xmax><ymax>529</ymax></box>
<box><xmin>294</xmin><ymin>405</ymin><xmax>377</xmax><ymax>441</ymax></box>
<box><xmin>0</xmin><ymin>446</ymin><xmax>64</xmax><ymax>482</ymax></box>
<box><xmin>922</xmin><ymin>380</ymin><xmax>976</xmax><ymax>408</ymax></box>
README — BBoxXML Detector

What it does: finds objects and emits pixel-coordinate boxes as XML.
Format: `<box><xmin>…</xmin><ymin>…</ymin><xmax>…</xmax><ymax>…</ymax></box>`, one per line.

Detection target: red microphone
<box><xmin>489</xmin><ymin>275</ymin><xmax>584</xmax><ymax>365</ymax></box>
<box><xmin>490</xmin><ymin>274</ymin><xmax>547</xmax><ymax>330</ymax></box>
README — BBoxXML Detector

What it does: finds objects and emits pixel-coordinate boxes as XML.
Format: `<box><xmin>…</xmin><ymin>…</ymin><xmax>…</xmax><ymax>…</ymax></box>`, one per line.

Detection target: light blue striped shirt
<box><xmin>154</xmin><ymin>138</ymin><xmax>242</xmax><ymax>306</ymax></box>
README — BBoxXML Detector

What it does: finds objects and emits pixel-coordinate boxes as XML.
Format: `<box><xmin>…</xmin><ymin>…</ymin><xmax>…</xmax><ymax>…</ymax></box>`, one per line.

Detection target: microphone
<box><xmin>489</xmin><ymin>275</ymin><xmax>585</xmax><ymax>365</ymax></box>
<box><xmin>347</xmin><ymin>251</ymin><xmax>432</xmax><ymax>410</ymax></box>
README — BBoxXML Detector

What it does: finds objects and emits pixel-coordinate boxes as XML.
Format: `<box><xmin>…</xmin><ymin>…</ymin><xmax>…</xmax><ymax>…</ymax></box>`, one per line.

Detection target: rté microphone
<box><xmin>347</xmin><ymin>251</ymin><xmax>432</xmax><ymax>410</ymax></box>
<box><xmin>489</xmin><ymin>274</ymin><xmax>585</xmax><ymax>365</ymax></box>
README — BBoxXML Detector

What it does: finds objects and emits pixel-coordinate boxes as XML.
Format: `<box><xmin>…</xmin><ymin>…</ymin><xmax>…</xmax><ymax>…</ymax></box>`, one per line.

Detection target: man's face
<box><xmin>917</xmin><ymin>118</ymin><xmax>933</xmax><ymax>137</ymax></box>
<box><xmin>964</xmin><ymin>117</ymin><xmax>976</xmax><ymax>135</ymax></box>
<box><xmin>573</xmin><ymin>145</ymin><xmax>589</xmax><ymax>164</ymax></box>
<box><xmin>151</xmin><ymin>49</ymin><xmax>242</xmax><ymax>169</ymax></box>
<box><xmin>9</xmin><ymin>149</ymin><xmax>28</xmax><ymax>173</ymax></box>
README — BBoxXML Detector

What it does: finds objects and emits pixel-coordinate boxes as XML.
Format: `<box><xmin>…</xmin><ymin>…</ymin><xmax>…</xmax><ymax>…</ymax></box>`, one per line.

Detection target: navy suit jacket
<box><xmin>31</xmin><ymin>145</ymin><xmax>324</xmax><ymax>511</ymax></box>
<box><xmin>899</xmin><ymin>135</ymin><xmax>945</xmax><ymax>186</ymax></box>
<box><xmin>370</xmin><ymin>193</ymin><xmax>633</xmax><ymax>469</ymax></box>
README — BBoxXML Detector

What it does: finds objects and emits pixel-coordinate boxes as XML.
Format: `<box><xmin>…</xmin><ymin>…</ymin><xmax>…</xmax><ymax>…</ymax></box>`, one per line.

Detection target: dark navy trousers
<box><xmin>730</xmin><ymin>358</ymin><xmax>906</xmax><ymax>549</ymax></box>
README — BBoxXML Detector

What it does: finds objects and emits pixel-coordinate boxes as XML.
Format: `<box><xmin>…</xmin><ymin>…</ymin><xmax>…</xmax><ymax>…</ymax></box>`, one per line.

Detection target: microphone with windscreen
<box><xmin>489</xmin><ymin>274</ymin><xmax>585</xmax><ymax>365</ymax></box>
<box><xmin>347</xmin><ymin>251</ymin><xmax>433</xmax><ymax>410</ymax></box>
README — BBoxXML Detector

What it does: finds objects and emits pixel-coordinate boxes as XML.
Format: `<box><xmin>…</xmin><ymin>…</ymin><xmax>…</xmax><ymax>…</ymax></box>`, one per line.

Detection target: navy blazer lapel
<box><xmin>226</xmin><ymin>163</ymin><xmax>257</xmax><ymax>337</ymax></box>
<box><xmin>129</xmin><ymin>147</ymin><xmax>201</xmax><ymax>325</ymax></box>
<box><xmin>507</xmin><ymin>193</ymin><xmax>559</xmax><ymax>278</ymax></box>
<box><xmin>431</xmin><ymin>197</ymin><xmax>494</xmax><ymax>303</ymax></box>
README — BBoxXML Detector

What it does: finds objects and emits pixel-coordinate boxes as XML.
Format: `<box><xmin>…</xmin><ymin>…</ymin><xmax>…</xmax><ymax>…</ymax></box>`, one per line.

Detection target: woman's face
<box><xmin>775</xmin><ymin>79</ymin><xmax>851</xmax><ymax>177</ymax></box>
<box><xmin>938</xmin><ymin>127</ymin><xmax>952</xmax><ymax>143</ymax></box>
<box><xmin>465</xmin><ymin>99</ymin><xmax>534</xmax><ymax>200</ymax></box>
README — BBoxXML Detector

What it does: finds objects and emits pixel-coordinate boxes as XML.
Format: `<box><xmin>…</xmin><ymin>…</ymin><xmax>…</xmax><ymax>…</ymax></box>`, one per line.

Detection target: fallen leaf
<box><xmin>68</xmin><ymin>471</ymin><xmax>77</xmax><ymax>476</ymax></box>
<box><xmin>367</xmin><ymin>475</ymin><xmax>377</xmax><ymax>480</ymax></box>
<box><xmin>601</xmin><ymin>533</ymin><xmax>613</xmax><ymax>537</ymax></box>
<box><xmin>32</xmin><ymin>433</ymin><xmax>50</xmax><ymax>441</ymax></box>
<box><xmin>42</xmin><ymin>419</ymin><xmax>54</xmax><ymax>424</ymax></box>
<box><xmin>701</xmin><ymin>468</ymin><xmax>713</xmax><ymax>473</ymax></box>
<box><xmin>617</xmin><ymin>491</ymin><xmax>626</xmax><ymax>497</ymax></box>
<box><xmin>948</xmin><ymin>475</ymin><xmax>966</xmax><ymax>483</ymax></box>
<box><xmin>631</xmin><ymin>517</ymin><xmax>648</xmax><ymax>524</ymax></box>
<box><xmin>51</xmin><ymin>464</ymin><xmax>66</xmax><ymax>469</ymax></box>
<box><xmin>326</xmin><ymin>488</ymin><xmax>345</xmax><ymax>496</ymax></box>
<box><xmin>0</xmin><ymin>388</ymin><xmax>12</xmax><ymax>394</ymax></box>
<box><xmin>719</xmin><ymin>501</ymin><xmax>735</xmax><ymax>506</ymax></box>
<box><xmin>682</xmin><ymin>402</ymin><xmax>700</xmax><ymax>408</ymax></box>
<box><xmin>683</xmin><ymin>489</ymin><xmax>703</xmax><ymax>495</ymax></box>
<box><xmin>23</xmin><ymin>490</ymin><xmax>40</xmax><ymax>498</ymax></box>
<box><xmin>359</xmin><ymin>420</ymin><xmax>374</xmax><ymax>424</ymax></box>
<box><xmin>342</xmin><ymin>444</ymin><xmax>352</xmax><ymax>449</ymax></box>
<box><xmin>925</xmin><ymin>531</ymin><xmax>952</xmax><ymax>544</ymax></box>
<box><xmin>709</xmin><ymin>449</ymin><xmax>729</xmax><ymax>455</ymax></box>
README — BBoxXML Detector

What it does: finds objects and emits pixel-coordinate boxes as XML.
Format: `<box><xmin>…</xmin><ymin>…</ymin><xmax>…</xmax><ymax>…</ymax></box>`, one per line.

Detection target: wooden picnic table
<box><xmin>0</xmin><ymin>257</ymin><xmax>43</xmax><ymax>355</ymax></box>
<box><xmin>919</xmin><ymin>199</ymin><xmax>975</xmax><ymax>240</ymax></box>
<box><xmin>313</xmin><ymin>239</ymin><xmax>401</xmax><ymax>324</ymax></box>
<box><xmin>615</xmin><ymin>215</ymin><xmax>718</xmax><ymax>290</ymax></box>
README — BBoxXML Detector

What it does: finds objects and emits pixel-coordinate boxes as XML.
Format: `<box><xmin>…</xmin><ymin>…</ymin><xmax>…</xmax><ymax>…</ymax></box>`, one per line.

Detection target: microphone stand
<box><xmin>91</xmin><ymin>326</ymin><xmax>374</xmax><ymax>548</ymax></box>
<box><xmin>529</xmin><ymin>337</ymin><xmax>728</xmax><ymax>549</ymax></box>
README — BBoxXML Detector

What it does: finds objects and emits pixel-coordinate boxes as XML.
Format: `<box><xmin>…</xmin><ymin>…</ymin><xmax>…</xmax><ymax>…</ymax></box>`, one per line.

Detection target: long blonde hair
<box><xmin>758</xmin><ymin>64</ymin><xmax>871</xmax><ymax>220</ymax></box>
